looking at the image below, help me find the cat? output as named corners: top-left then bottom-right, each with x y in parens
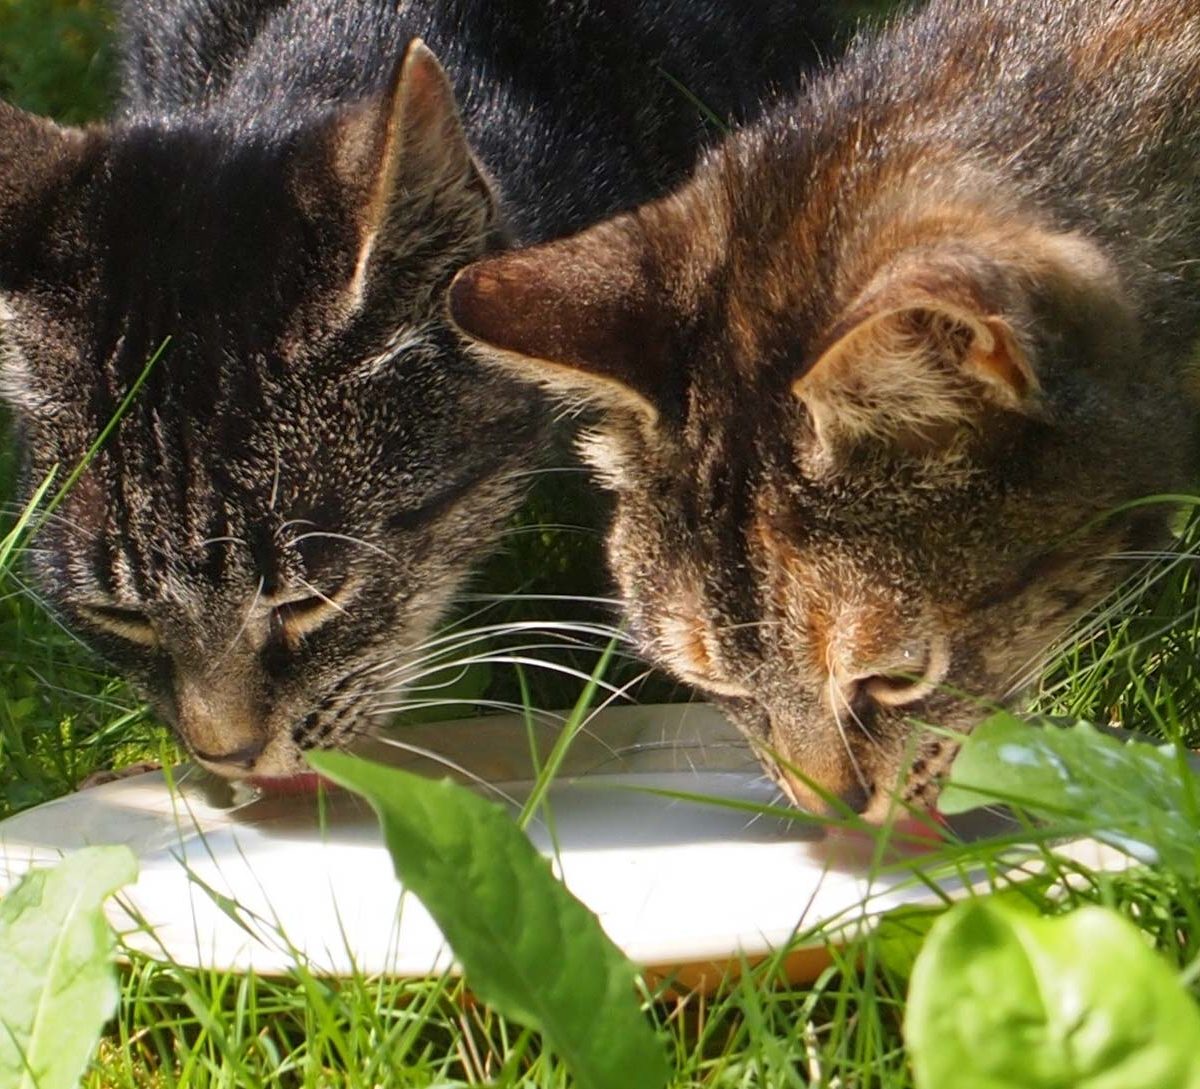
top-left (0, 0), bottom-right (845, 783)
top-left (450, 0), bottom-right (1200, 820)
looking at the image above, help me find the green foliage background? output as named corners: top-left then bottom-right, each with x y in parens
top-left (0, 0), bottom-right (112, 121)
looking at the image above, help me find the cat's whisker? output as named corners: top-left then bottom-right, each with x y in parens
top-left (1052, 566), bottom-right (1192, 674)
top-left (371, 639), bottom-right (646, 698)
top-left (1034, 603), bottom-right (1200, 702)
top-left (454, 592), bottom-right (623, 609)
top-left (366, 736), bottom-right (525, 809)
top-left (1, 571), bottom-right (96, 654)
top-left (829, 672), bottom-right (882, 750)
top-left (268, 446), bottom-right (282, 513)
top-left (710, 618), bottom-right (782, 636)
top-left (273, 519), bottom-right (316, 542)
top-left (297, 577), bottom-right (348, 614)
top-left (499, 466), bottom-right (589, 481)
top-left (372, 697), bottom-right (565, 720)
top-left (494, 523), bottom-right (600, 541)
top-left (1, 505), bottom-right (99, 542)
top-left (420, 654), bottom-right (639, 701)
top-left (216, 575), bottom-right (265, 664)
top-left (827, 672), bottom-right (874, 798)
top-left (740, 808), bottom-right (769, 832)
top-left (998, 552), bottom-right (1184, 697)
top-left (282, 531), bottom-right (396, 563)
top-left (21, 666), bottom-right (139, 714)
top-left (570, 667), bottom-right (656, 757)
top-left (1102, 549), bottom-right (1197, 562)
top-left (387, 660), bottom-right (478, 696)
top-left (365, 619), bottom-right (632, 684)
top-left (1011, 602), bottom-right (1174, 701)
top-left (439, 580), bottom-right (618, 638)
top-left (196, 534), bottom-right (250, 552)
top-left (409, 593), bottom-right (546, 648)
top-left (365, 624), bottom-right (611, 684)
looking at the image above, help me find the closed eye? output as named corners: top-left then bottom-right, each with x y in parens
top-left (659, 614), bottom-right (754, 699)
top-left (269, 577), bottom-right (359, 646)
top-left (685, 673), bottom-right (755, 700)
top-left (79, 604), bottom-right (158, 648)
top-left (389, 470), bottom-right (491, 532)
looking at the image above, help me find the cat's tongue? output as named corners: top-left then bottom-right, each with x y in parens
top-left (247, 772), bottom-right (326, 796)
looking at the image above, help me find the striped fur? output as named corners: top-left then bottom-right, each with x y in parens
top-left (452, 0), bottom-right (1200, 817)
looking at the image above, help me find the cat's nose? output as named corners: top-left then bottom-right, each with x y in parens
top-left (174, 674), bottom-right (268, 773)
top-left (832, 779), bottom-right (872, 815)
top-left (192, 738), bottom-right (267, 770)
top-left (780, 767), bottom-right (874, 816)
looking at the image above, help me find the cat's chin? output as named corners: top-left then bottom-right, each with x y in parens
top-left (246, 772), bottom-right (326, 796)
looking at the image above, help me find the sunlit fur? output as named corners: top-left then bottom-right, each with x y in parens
top-left (452, 0), bottom-right (1200, 818)
top-left (0, 0), bottom-right (843, 778)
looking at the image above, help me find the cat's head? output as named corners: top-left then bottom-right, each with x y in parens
top-left (449, 145), bottom-right (1191, 819)
top-left (0, 42), bottom-right (543, 781)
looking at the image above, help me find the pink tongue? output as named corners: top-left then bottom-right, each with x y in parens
top-left (247, 772), bottom-right (325, 796)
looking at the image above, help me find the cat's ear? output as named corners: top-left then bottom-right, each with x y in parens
top-left (331, 39), bottom-right (501, 307)
top-left (448, 215), bottom-right (680, 422)
top-left (793, 251), bottom-right (1043, 452)
top-left (0, 102), bottom-right (88, 287)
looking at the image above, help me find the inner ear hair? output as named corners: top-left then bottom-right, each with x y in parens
top-left (794, 295), bottom-right (1037, 452)
top-left (793, 228), bottom-right (1125, 451)
top-left (334, 40), bottom-right (501, 310)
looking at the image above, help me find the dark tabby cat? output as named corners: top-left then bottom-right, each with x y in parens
top-left (451, 0), bottom-right (1200, 819)
top-left (0, 0), bottom-right (843, 782)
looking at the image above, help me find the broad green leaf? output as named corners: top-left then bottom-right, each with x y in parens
top-left (939, 712), bottom-right (1200, 873)
top-left (907, 899), bottom-right (1200, 1089)
top-left (309, 752), bottom-right (668, 1089)
top-left (0, 846), bottom-right (138, 1089)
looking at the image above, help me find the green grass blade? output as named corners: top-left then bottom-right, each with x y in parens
top-left (37, 337), bottom-right (170, 528)
top-left (0, 469), bottom-right (57, 574)
top-left (517, 634), bottom-right (619, 830)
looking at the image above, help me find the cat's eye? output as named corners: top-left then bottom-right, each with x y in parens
top-left (79, 604), bottom-right (159, 648)
top-left (268, 578), bottom-right (358, 646)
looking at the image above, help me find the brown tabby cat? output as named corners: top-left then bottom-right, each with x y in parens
top-left (450, 0), bottom-right (1200, 819)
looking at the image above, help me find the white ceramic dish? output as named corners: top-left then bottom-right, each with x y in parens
top-left (0, 703), bottom-right (1132, 985)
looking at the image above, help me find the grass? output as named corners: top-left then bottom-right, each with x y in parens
top-left (3, 3), bottom-right (1200, 1087)
top-left (6, 466), bottom-right (1200, 1088)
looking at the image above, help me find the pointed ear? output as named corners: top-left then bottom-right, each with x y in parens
top-left (331, 40), bottom-right (501, 308)
top-left (0, 101), bottom-right (88, 288)
top-left (448, 215), bottom-right (681, 422)
top-left (793, 252), bottom-right (1041, 452)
